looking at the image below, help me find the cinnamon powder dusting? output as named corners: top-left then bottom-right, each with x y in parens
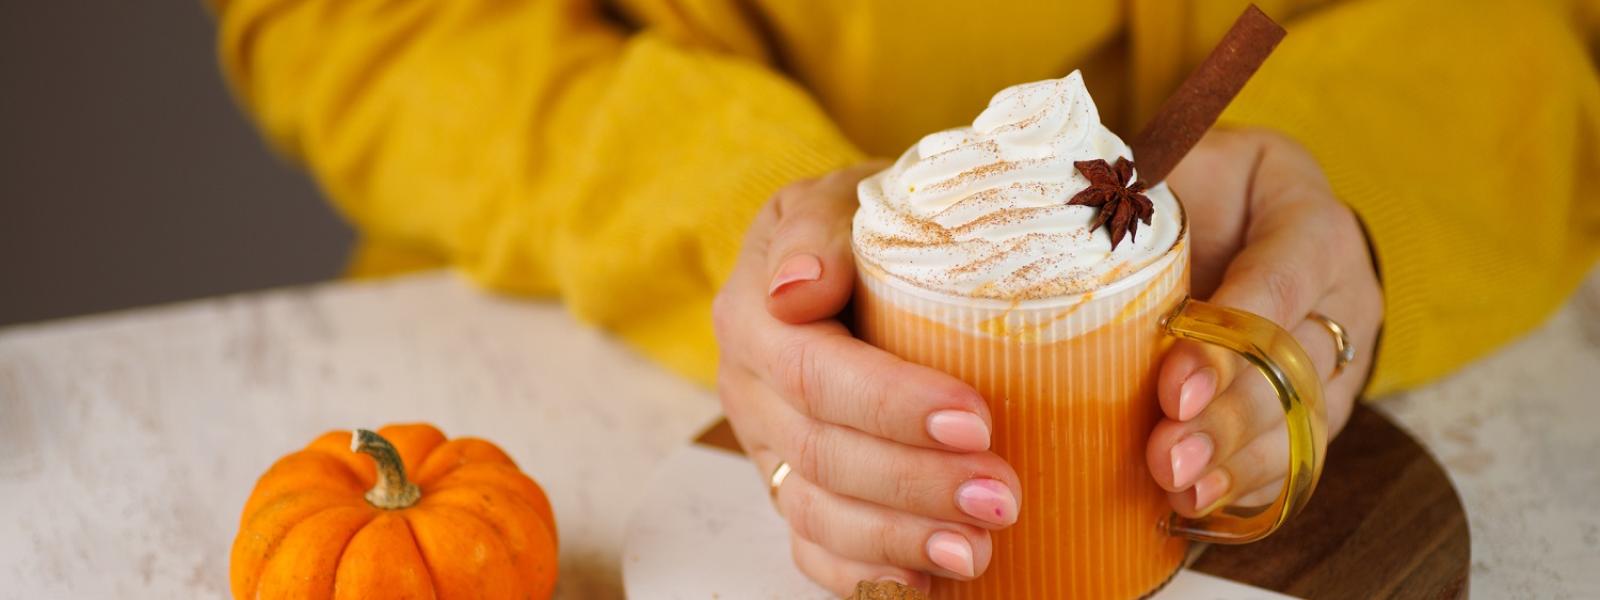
top-left (925, 159), bottom-right (1023, 192)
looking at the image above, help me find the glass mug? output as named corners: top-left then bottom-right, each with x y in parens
top-left (852, 202), bottom-right (1327, 598)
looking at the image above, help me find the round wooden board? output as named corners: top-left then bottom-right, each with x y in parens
top-left (1188, 404), bottom-right (1470, 598)
top-left (694, 404), bottom-right (1470, 598)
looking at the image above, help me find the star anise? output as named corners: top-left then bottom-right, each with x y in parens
top-left (1068, 157), bottom-right (1154, 251)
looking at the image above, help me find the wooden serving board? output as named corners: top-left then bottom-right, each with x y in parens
top-left (693, 404), bottom-right (1469, 599)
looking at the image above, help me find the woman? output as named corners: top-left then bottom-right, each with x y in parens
top-left (211, 0), bottom-right (1600, 593)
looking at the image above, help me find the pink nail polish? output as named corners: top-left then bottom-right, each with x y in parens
top-left (1169, 432), bottom-right (1213, 489)
top-left (955, 478), bottom-right (1018, 526)
top-left (1192, 469), bottom-right (1230, 513)
top-left (768, 254), bottom-right (823, 296)
top-left (1178, 367), bottom-right (1217, 421)
top-left (927, 410), bottom-right (991, 451)
top-left (927, 531), bottom-right (976, 578)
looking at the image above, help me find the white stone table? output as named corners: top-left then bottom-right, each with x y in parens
top-left (2, 270), bottom-right (1596, 598)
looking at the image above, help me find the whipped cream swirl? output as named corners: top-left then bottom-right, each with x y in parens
top-left (853, 71), bottom-right (1181, 300)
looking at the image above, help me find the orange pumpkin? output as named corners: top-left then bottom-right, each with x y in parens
top-left (230, 424), bottom-right (558, 599)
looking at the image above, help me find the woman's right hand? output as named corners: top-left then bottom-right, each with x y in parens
top-left (712, 162), bottom-right (1022, 595)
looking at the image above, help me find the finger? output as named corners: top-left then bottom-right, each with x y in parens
top-left (1298, 283), bottom-right (1380, 437)
top-left (719, 235), bottom-right (994, 453)
top-left (1156, 340), bottom-right (1237, 422)
top-left (1168, 425), bottom-right (1289, 518)
top-left (765, 326), bottom-right (993, 451)
top-left (752, 436), bottom-right (923, 597)
top-left (756, 426), bottom-right (995, 579)
top-left (1317, 281), bottom-right (1383, 423)
top-left (1150, 311), bottom-right (1350, 495)
top-left (1234, 476), bottom-right (1287, 508)
top-left (755, 385), bottom-right (1022, 528)
top-left (791, 534), bottom-right (930, 597)
top-left (1147, 370), bottom-right (1281, 493)
top-left (778, 470), bottom-right (992, 579)
top-left (766, 161), bottom-right (891, 324)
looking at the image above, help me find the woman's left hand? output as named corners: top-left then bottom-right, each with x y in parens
top-left (1148, 128), bottom-right (1383, 514)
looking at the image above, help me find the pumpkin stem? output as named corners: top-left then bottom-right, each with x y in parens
top-left (351, 429), bottom-right (422, 509)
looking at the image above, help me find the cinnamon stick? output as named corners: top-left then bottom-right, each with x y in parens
top-left (1130, 5), bottom-right (1286, 185)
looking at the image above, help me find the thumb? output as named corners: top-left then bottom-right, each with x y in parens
top-left (765, 161), bottom-right (889, 324)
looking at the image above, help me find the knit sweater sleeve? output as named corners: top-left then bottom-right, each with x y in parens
top-left (209, 0), bottom-right (864, 383)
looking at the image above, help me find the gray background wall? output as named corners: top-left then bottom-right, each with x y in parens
top-left (0, 1), bottom-right (353, 326)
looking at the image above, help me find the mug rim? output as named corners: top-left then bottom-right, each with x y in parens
top-left (854, 189), bottom-right (1189, 311)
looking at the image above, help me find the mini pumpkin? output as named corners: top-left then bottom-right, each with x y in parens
top-left (230, 424), bottom-right (558, 600)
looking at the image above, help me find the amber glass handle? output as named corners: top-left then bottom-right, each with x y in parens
top-left (1161, 298), bottom-right (1328, 544)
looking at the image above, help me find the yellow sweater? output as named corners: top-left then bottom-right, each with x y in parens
top-left (210, 0), bottom-right (1600, 397)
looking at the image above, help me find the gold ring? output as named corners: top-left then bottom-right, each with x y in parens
top-left (768, 461), bottom-right (792, 501)
top-left (1307, 312), bottom-right (1355, 377)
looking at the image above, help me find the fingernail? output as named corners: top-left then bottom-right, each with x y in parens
top-left (1192, 469), bottom-right (1231, 514)
top-left (927, 410), bottom-right (990, 451)
top-left (768, 254), bottom-right (822, 296)
top-left (1169, 432), bottom-right (1213, 489)
top-left (1178, 367), bottom-right (1217, 421)
top-left (955, 478), bottom-right (1018, 526)
top-left (877, 575), bottom-right (910, 586)
top-left (926, 531), bottom-right (976, 578)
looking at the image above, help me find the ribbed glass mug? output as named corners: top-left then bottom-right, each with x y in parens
top-left (852, 203), bottom-right (1327, 599)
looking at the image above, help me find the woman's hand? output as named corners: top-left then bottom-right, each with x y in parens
top-left (714, 128), bottom-right (1381, 592)
top-left (713, 162), bottom-right (1022, 595)
top-left (1149, 128), bottom-right (1383, 515)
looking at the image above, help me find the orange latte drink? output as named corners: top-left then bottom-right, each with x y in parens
top-left (852, 73), bottom-right (1326, 599)
top-left (856, 238), bottom-right (1190, 598)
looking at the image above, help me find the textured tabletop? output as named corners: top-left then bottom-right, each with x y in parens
top-left (2, 270), bottom-right (1596, 598)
